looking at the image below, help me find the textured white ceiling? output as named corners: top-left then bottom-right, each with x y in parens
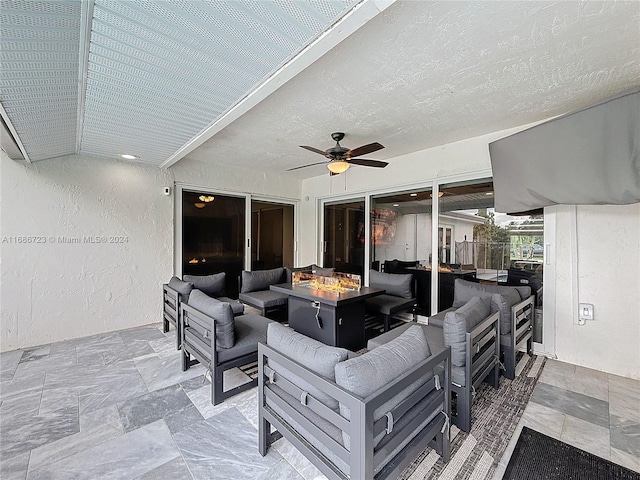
top-left (185, 0), bottom-right (640, 178)
top-left (1, 1), bottom-right (639, 176)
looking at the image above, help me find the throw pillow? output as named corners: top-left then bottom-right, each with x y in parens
top-left (443, 296), bottom-right (491, 367)
top-left (187, 289), bottom-right (234, 349)
top-left (267, 323), bottom-right (349, 410)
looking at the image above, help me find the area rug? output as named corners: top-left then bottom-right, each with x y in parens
top-left (399, 353), bottom-right (545, 480)
top-left (503, 426), bottom-right (640, 480)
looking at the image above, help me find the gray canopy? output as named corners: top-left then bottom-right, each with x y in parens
top-left (489, 89), bottom-right (640, 214)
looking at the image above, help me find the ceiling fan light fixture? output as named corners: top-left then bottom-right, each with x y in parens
top-left (198, 195), bottom-right (215, 202)
top-left (327, 160), bottom-right (350, 174)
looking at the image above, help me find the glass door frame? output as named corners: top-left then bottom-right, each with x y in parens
top-left (318, 194), bottom-right (367, 278)
top-left (175, 183), bottom-right (298, 277)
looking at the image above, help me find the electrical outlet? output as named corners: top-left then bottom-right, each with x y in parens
top-left (578, 303), bottom-right (594, 323)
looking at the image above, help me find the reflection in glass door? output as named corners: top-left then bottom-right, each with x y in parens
top-left (370, 189), bottom-right (433, 315)
top-left (251, 201), bottom-right (294, 270)
top-left (323, 200), bottom-right (365, 276)
top-left (182, 190), bottom-right (245, 297)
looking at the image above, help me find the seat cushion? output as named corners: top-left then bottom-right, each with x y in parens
top-left (240, 268), bottom-right (285, 293)
top-left (217, 314), bottom-right (272, 363)
top-left (184, 273), bottom-right (225, 297)
top-left (267, 323), bottom-right (349, 410)
top-left (365, 294), bottom-right (415, 316)
top-left (168, 276), bottom-right (193, 302)
top-left (427, 307), bottom-right (455, 328)
top-left (335, 325), bottom-right (432, 449)
top-left (239, 290), bottom-right (288, 309)
top-left (216, 296), bottom-right (245, 316)
top-left (188, 289), bottom-right (235, 349)
top-left (367, 323), bottom-right (465, 387)
top-left (369, 269), bottom-right (413, 299)
top-left (443, 296), bottom-right (491, 367)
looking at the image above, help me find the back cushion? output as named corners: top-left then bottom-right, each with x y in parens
top-left (241, 267), bottom-right (285, 293)
top-left (312, 265), bottom-right (335, 277)
top-left (334, 325), bottom-right (431, 449)
top-left (267, 323), bottom-right (349, 410)
top-left (369, 269), bottom-right (413, 299)
top-left (184, 273), bottom-right (225, 297)
top-left (443, 296), bottom-right (491, 367)
top-left (285, 265), bottom-right (313, 283)
top-left (168, 276), bottom-right (193, 302)
top-left (187, 290), bottom-right (234, 348)
top-left (453, 279), bottom-right (524, 334)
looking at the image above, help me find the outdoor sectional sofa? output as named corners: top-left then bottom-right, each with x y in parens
top-left (429, 279), bottom-right (533, 380)
top-left (181, 289), bottom-right (274, 405)
top-left (258, 323), bottom-right (451, 480)
top-left (163, 273), bottom-right (244, 349)
top-left (368, 296), bottom-right (500, 432)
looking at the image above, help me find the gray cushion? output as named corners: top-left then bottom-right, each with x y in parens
top-left (452, 279), bottom-right (523, 334)
top-left (184, 273), bottom-right (225, 297)
top-left (187, 289), bottom-right (235, 349)
top-left (168, 276), bottom-right (193, 302)
top-left (217, 314), bottom-right (272, 363)
top-left (443, 296), bottom-right (491, 367)
top-left (312, 266), bottom-right (335, 277)
top-left (241, 268), bottom-right (285, 293)
top-left (239, 290), bottom-right (288, 309)
top-left (427, 307), bottom-right (455, 328)
top-left (216, 296), bottom-right (245, 316)
top-left (365, 294), bottom-right (415, 316)
top-left (367, 323), bottom-right (465, 387)
top-left (285, 265), bottom-right (313, 283)
top-left (369, 269), bottom-right (413, 299)
top-left (267, 323), bottom-right (349, 410)
top-left (335, 325), bottom-right (431, 449)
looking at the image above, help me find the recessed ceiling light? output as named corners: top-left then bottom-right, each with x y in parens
top-left (120, 154), bottom-right (138, 160)
top-left (392, 203), bottom-right (399, 207)
top-left (485, 192), bottom-right (494, 196)
top-left (410, 193), bottom-right (418, 197)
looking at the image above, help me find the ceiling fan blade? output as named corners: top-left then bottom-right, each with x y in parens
top-left (346, 158), bottom-right (388, 168)
top-left (346, 142), bottom-right (384, 158)
top-left (300, 145), bottom-right (327, 156)
top-left (287, 161), bottom-right (328, 171)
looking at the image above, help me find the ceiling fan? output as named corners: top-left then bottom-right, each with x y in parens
top-left (288, 132), bottom-right (388, 175)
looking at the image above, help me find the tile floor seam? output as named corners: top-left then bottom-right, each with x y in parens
top-left (165, 418), bottom-right (197, 480)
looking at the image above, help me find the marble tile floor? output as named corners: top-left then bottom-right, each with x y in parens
top-left (1, 323), bottom-right (638, 480)
top-left (493, 358), bottom-right (640, 478)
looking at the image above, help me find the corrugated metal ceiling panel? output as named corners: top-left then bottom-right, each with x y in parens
top-left (0, 0), bottom-right (360, 164)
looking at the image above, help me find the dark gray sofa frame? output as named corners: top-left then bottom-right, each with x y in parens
top-left (162, 284), bottom-right (181, 349)
top-left (454, 311), bottom-right (500, 432)
top-left (368, 310), bottom-right (500, 433)
top-left (258, 343), bottom-right (451, 480)
top-left (181, 303), bottom-right (262, 405)
top-left (503, 295), bottom-right (535, 379)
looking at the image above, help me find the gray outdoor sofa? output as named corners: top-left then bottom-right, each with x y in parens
top-left (368, 296), bottom-right (500, 432)
top-left (238, 267), bottom-right (289, 319)
top-left (163, 273), bottom-right (244, 349)
top-left (181, 289), bottom-right (273, 405)
top-left (258, 323), bottom-right (451, 480)
top-left (429, 279), bottom-right (533, 380)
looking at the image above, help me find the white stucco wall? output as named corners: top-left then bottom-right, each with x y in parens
top-left (551, 204), bottom-right (640, 379)
top-left (0, 152), bottom-right (299, 351)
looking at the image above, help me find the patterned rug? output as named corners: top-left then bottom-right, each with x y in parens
top-left (399, 353), bottom-right (546, 480)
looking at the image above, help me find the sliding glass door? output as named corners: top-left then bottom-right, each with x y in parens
top-left (181, 190), bottom-right (245, 297)
top-left (251, 200), bottom-right (294, 270)
top-left (323, 200), bottom-right (365, 276)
